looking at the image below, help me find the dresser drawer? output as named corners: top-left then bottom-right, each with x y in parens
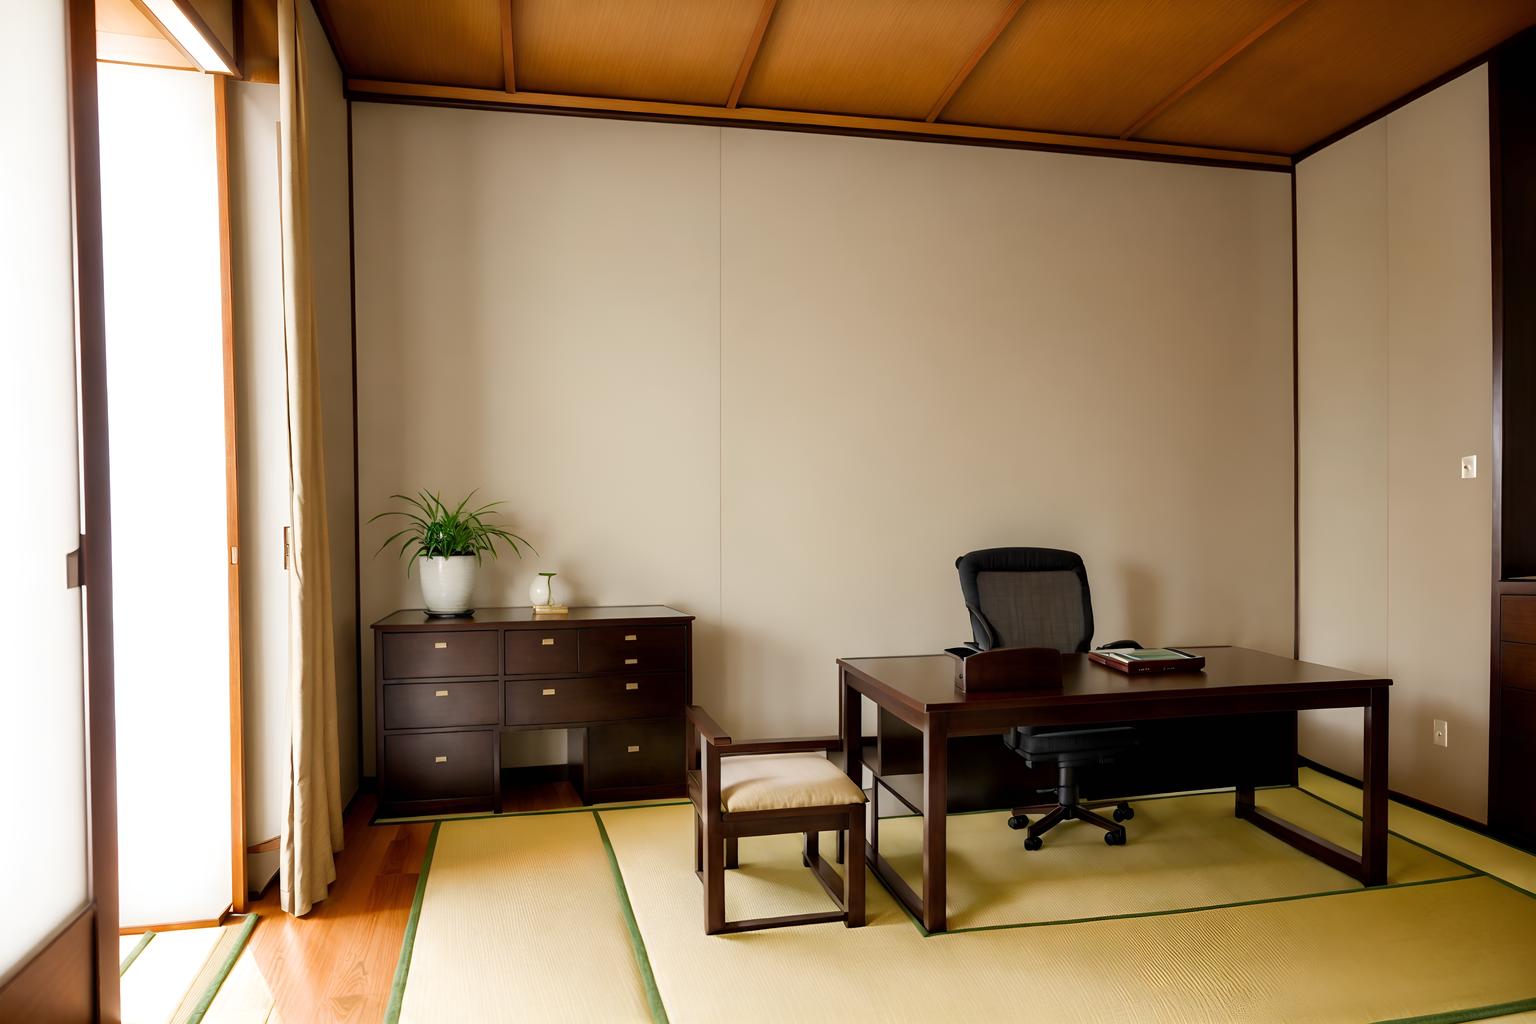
top-left (586, 718), bottom-right (684, 790)
top-left (578, 625), bottom-right (687, 674)
top-left (505, 629), bottom-right (578, 675)
top-left (506, 674), bottom-right (684, 726)
top-left (381, 630), bottom-right (498, 679)
top-left (1502, 642), bottom-right (1536, 693)
top-left (1501, 596), bottom-right (1536, 645)
top-left (383, 680), bottom-right (500, 730)
top-left (382, 730), bottom-right (496, 802)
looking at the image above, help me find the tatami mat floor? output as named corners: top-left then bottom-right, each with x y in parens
top-left (118, 915), bottom-right (261, 1024)
top-left (387, 769), bottom-right (1536, 1024)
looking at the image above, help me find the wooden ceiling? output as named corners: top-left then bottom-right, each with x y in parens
top-left (317, 0), bottom-right (1535, 167)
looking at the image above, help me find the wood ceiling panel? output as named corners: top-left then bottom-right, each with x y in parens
top-left (1136, 0), bottom-right (1536, 153)
top-left (738, 0), bottom-right (1017, 120)
top-left (513, 0), bottom-right (765, 105)
top-left (324, 0), bottom-right (502, 89)
top-left (941, 0), bottom-right (1295, 138)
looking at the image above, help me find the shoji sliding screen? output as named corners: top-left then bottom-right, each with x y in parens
top-left (98, 62), bottom-right (235, 928)
top-left (0, 0), bottom-right (91, 984)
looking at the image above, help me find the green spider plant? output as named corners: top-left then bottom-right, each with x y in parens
top-left (371, 490), bottom-right (536, 574)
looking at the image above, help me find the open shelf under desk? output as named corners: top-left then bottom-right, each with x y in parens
top-left (872, 773), bottom-right (926, 817)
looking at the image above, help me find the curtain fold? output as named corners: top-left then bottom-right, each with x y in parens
top-left (277, 0), bottom-right (344, 918)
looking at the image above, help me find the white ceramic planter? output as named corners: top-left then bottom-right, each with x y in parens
top-left (419, 554), bottom-right (476, 615)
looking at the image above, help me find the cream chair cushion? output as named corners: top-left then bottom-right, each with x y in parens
top-left (717, 753), bottom-right (867, 813)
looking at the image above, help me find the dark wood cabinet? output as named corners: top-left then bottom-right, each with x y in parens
top-left (1492, 33), bottom-right (1536, 849)
top-left (372, 605), bottom-right (693, 817)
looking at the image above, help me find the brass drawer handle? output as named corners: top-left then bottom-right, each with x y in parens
top-left (541, 637), bottom-right (555, 646)
top-left (627, 745), bottom-right (640, 753)
top-left (542, 688), bottom-right (557, 696)
top-left (624, 658), bottom-right (639, 666)
top-left (434, 689), bottom-right (449, 697)
top-left (433, 641), bottom-right (448, 649)
top-left (625, 682), bottom-right (639, 691)
top-left (624, 634), bottom-right (637, 641)
top-left (434, 755), bottom-right (448, 763)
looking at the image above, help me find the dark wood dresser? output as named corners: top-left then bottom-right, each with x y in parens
top-left (371, 605), bottom-right (693, 817)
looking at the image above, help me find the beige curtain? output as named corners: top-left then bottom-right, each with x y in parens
top-left (277, 0), bottom-right (344, 918)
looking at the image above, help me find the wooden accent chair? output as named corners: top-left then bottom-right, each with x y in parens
top-left (685, 705), bottom-right (867, 935)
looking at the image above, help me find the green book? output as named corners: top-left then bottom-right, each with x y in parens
top-left (1109, 648), bottom-right (1193, 661)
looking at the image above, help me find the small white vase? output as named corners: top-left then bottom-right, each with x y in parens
top-left (419, 555), bottom-right (476, 615)
top-left (529, 571), bottom-right (557, 608)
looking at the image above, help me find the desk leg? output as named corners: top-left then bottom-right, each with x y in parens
top-left (839, 670), bottom-right (859, 869)
top-left (922, 720), bottom-right (948, 933)
top-left (840, 669), bottom-right (859, 785)
top-left (1235, 747), bottom-right (1255, 819)
top-left (1362, 688), bottom-right (1389, 886)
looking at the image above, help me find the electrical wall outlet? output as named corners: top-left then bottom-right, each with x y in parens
top-left (1433, 719), bottom-right (1449, 747)
top-left (1462, 455), bottom-right (1477, 479)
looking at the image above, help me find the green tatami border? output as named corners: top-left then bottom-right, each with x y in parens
top-left (1373, 996), bottom-right (1536, 1024)
top-left (594, 811), bottom-right (669, 1024)
top-left (119, 930), bottom-right (154, 976)
top-left (185, 913), bottom-right (259, 1024)
top-left (385, 820), bottom-right (440, 1024)
top-left (373, 799), bottom-right (690, 827)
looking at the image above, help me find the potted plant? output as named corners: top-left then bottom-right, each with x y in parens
top-left (371, 491), bottom-right (535, 616)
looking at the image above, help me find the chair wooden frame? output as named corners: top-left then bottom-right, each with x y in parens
top-left (685, 705), bottom-right (866, 935)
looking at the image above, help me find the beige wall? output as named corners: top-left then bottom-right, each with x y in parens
top-left (1297, 67), bottom-right (1493, 820)
top-left (352, 104), bottom-right (1295, 771)
top-left (1296, 121), bottom-right (1390, 779)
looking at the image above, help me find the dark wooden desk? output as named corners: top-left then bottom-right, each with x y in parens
top-left (836, 645), bottom-right (1390, 933)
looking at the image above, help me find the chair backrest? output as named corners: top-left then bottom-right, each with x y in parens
top-left (955, 548), bottom-right (1094, 653)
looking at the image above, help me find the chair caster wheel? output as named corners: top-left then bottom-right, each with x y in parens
top-left (1007, 815), bottom-right (1029, 830)
top-left (1105, 829), bottom-right (1127, 846)
top-left (1113, 804), bottom-right (1134, 822)
top-left (1023, 836), bottom-right (1043, 851)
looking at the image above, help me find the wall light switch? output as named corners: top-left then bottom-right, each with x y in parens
top-left (1433, 719), bottom-right (1449, 747)
top-left (1461, 455), bottom-right (1477, 479)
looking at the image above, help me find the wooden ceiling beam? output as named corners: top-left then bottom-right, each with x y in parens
top-left (1119, 0), bottom-right (1311, 140)
top-left (727, 0), bottom-right (779, 109)
top-left (925, 0), bottom-right (1028, 123)
top-left (500, 0), bottom-right (516, 92)
top-left (347, 77), bottom-right (1292, 170)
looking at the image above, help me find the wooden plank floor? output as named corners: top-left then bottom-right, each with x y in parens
top-left (244, 781), bottom-right (582, 1023)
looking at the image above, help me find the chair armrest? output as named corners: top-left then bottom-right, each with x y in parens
top-left (944, 643), bottom-right (983, 659)
top-left (686, 705), bottom-right (733, 747)
top-left (717, 735), bottom-right (843, 757)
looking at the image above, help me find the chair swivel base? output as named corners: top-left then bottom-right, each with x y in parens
top-left (1008, 801), bottom-right (1132, 848)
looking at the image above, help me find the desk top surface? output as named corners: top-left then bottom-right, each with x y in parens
top-left (838, 646), bottom-right (1388, 715)
top-left (372, 605), bottom-right (692, 629)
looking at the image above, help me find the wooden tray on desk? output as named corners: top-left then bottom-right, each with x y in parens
top-left (950, 647), bottom-right (1063, 692)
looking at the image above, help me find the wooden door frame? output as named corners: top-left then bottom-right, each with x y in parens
top-left (0, 0), bottom-right (120, 1019)
top-left (214, 72), bottom-right (249, 915)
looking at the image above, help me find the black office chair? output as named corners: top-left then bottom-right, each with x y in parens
top-left (955, 547), bottom-right (1138, 849)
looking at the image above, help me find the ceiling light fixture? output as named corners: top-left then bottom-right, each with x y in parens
top-left (137, 0), bottom-right (232, 75)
